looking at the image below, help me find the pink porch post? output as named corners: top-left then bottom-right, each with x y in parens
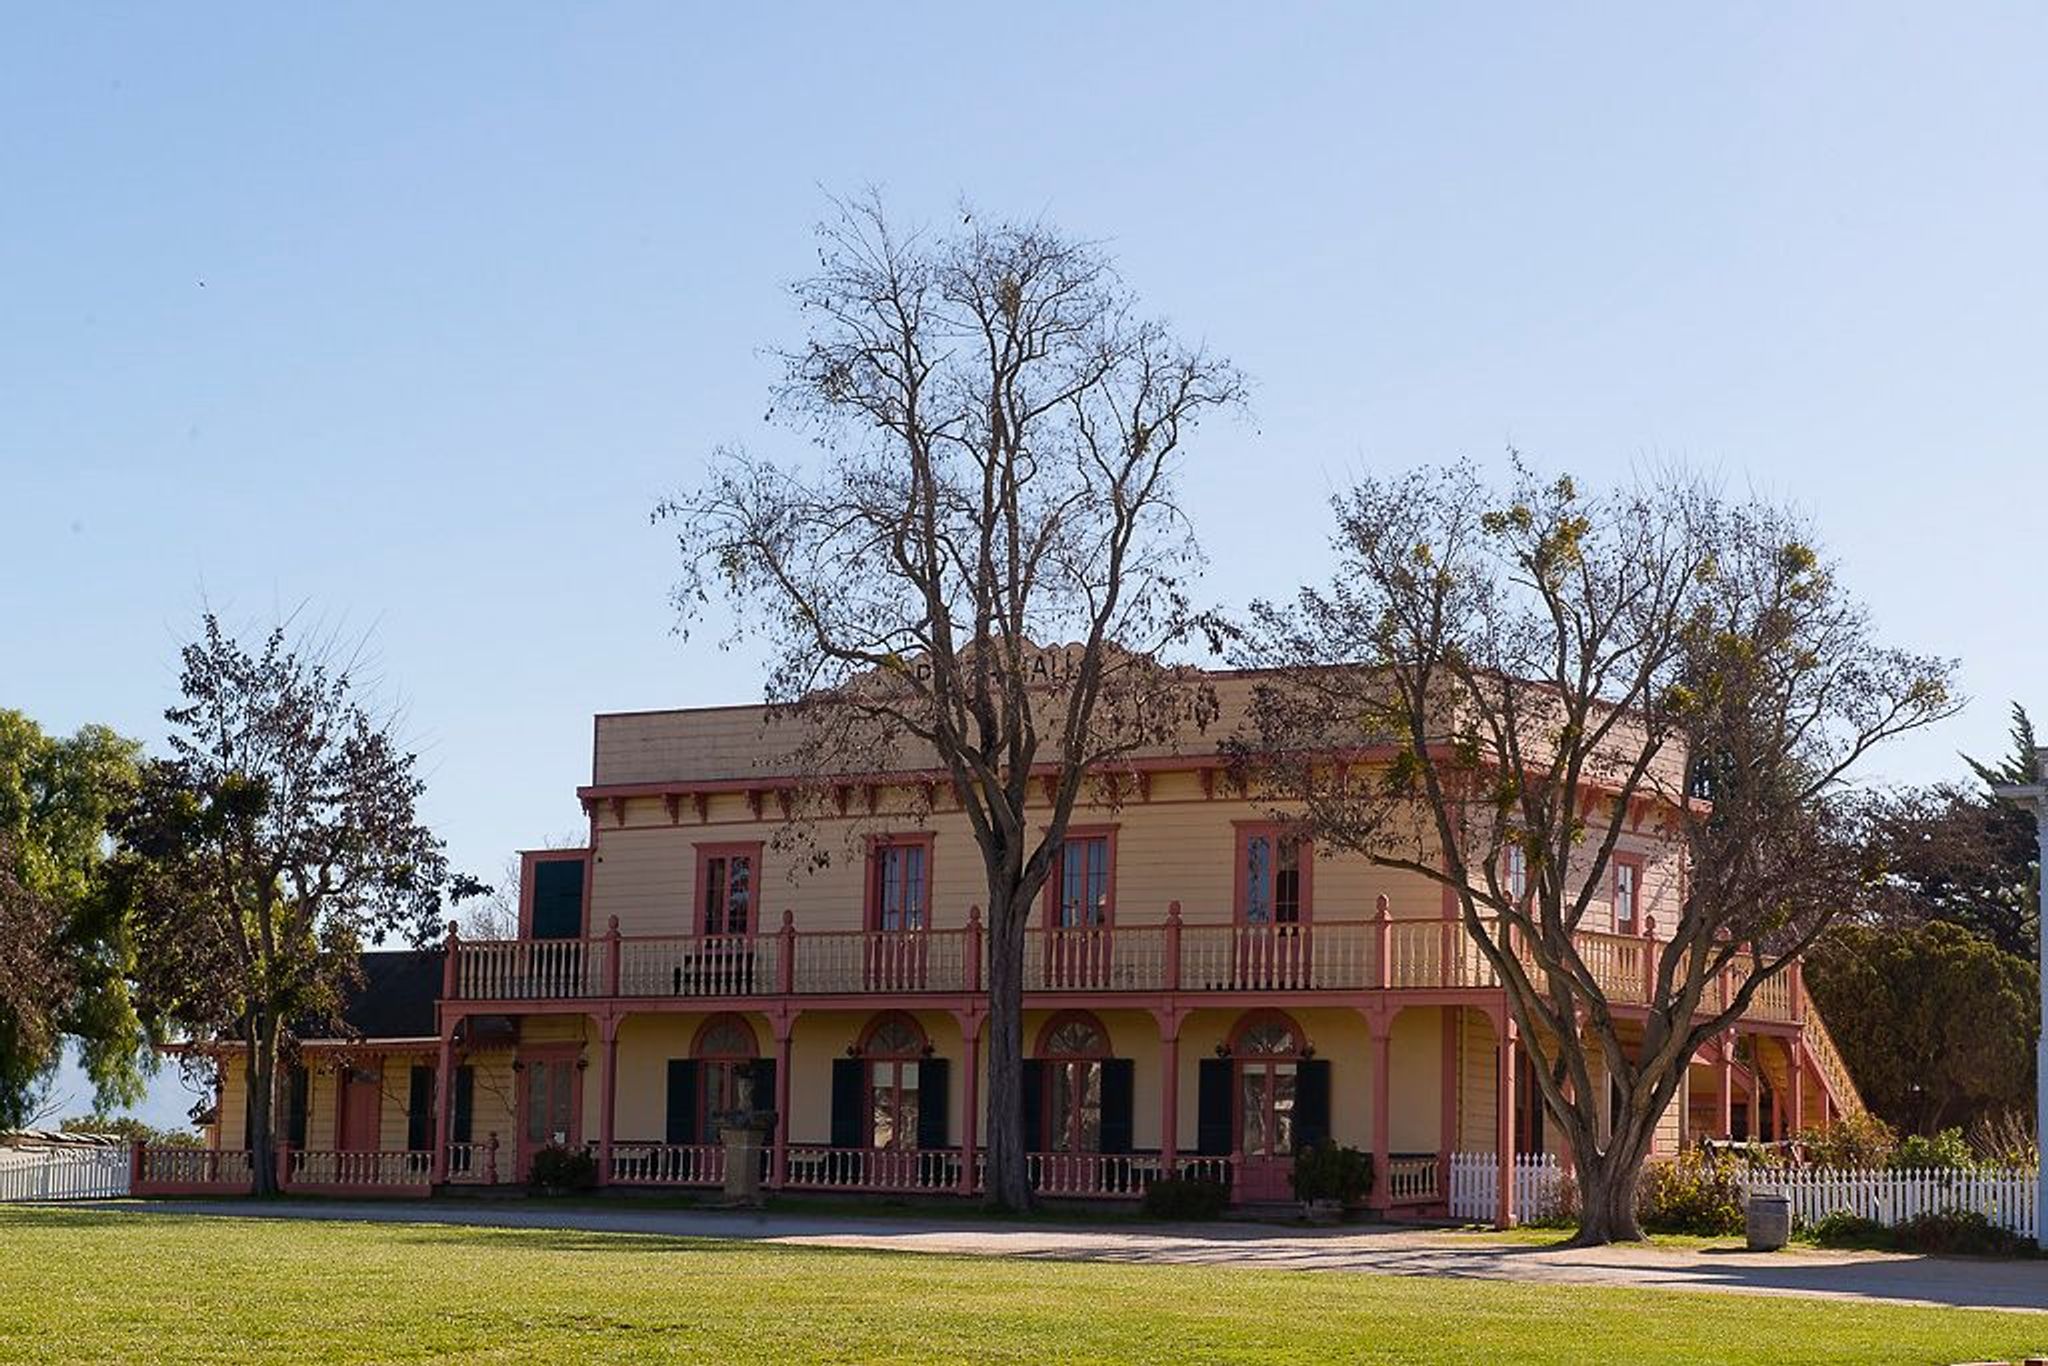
top-left (429, 1026), bottom-right (457, 1184)
top-left (1157, 1016), bottom-right (1181, 1171)
top-left (771, 1017), bottom-right (794, 1188)
top-left (596, 1015), bottom-right (620, 1186)
top-left (1438, 1010), bottom-right (1458, 1198)
top-left (1367, 1009), bottom-right (1392, 1210)
top-left (1495, 1018), bottom-right (1517, 1228)
top-left (957, 1018), bottom-right (982, 1195)
top-left (1790, 1040), bottom-right (1806, 1135)
top-left (1718, 1032), bottom-right (1736, 1138)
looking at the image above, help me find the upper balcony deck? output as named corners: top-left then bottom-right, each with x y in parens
top-left (442, 908), bottom-right (1803, 1026)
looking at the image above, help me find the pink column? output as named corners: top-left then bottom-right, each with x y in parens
top-left (430, 1027), bottom-right (457, 1184)
top-left (1158, 1018), bottom-right (1181, 1171)
top-left (1495, 1019), bottom-right (1517, 1228)
top-left (957, 1016), bottom-right (982, 1195)
top-left (1368, 1009), bottom-right (1393, 1211)
top-left (1718, 1032), bottom-right (1736, 1138)
top-left (772, 1016), bottom-right (794, 1188)
top-left (1790, 1040), bottom-right (1806, 1136)
top-left (596, 1015), bottom-right (620, 1186)
top-left (1438, 1010), bottom-right (1458, 1197)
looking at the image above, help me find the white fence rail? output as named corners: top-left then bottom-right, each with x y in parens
top-left (1447, 1152), bottom-right (1565, 1222)
top-left (0, 1146), bottom-right (131, 1202)
top-left (1742, 1166), bottom-right (2037, 1240)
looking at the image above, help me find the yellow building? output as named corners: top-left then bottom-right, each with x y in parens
top-left (175, 671), bottom-right (1860, 1218)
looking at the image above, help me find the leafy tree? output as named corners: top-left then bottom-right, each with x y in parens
top-left (1233, 462), bottom-right (1954, 1243)
top-left (1874, 704), bottom-right (2040, 958)
top-left (58, 1113), bottom-right (202, 1148)
top-left (658, 195), bottom-right (1243, 1208)
top-left (1806, 920), bottom-right (2035, 1136)
top-left (109, 617), bottom-right (449, 1194)
top-left (0, 711), bottom-right (143, 1127)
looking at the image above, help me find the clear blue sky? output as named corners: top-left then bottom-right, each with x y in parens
top-left (5, 7), bottom-right (2043, 1121)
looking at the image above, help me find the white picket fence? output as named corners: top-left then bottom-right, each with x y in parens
top-left (1741, 1166), bottom-right (2037, 1240)
top-left (1447, 1152), bottom-right (1566, 1222)
top-left (0, 1146), bottom-right (131, 1202)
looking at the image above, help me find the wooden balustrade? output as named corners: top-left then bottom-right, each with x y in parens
top-left (1380, 1153), bottom-right (1441, 1204)
top-left (133, 1146), bottom-right (254, 1194)
top-left (441, 914), bottom-right (1814, 1035)
top-left (287, 1148), bottom-right (434, 1193)
top-left (607, 1143), bottom-right (726, 1186)
top-left (783, 1145), bottom-right (963, 1192)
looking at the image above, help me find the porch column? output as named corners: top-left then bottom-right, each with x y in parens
top-left (1495, 1016), bottom-right (1517, 1229)
top-left (429, 1020), bottom-right (457, 1185)
top-left (596, 1014), bottom-right (620, 1186)
top-left (1718, 1031), bottom-right (1735, 1138)
top-left (771, 1015), bottom-right (794, 1189)
top-left (1438, 1010), bottom-right (1458, 1195)
top-left (1789, 1039), bottom-right (1806, 1136)
top-left (957, 1014), bottom-right (982, 1195)
top-left (1158, 1013), bottom-right (1182, 1171)
top-left (1368, 1008), bottom-right (1393, 1211)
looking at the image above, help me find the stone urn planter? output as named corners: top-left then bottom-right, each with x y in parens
top-left (716, 1109), bottom-right (777, 1208)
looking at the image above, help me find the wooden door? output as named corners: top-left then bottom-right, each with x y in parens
top-left (337, 1068), bottom-right (382, 1152)
top-left (519, 1057), bottom-right (580, 1177)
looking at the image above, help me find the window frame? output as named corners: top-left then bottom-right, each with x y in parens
top-left (1232, 823), bottom-right (1313, 926)
top-left (1041, 826), bottom-right (1118, 928)
top-left (693, 842), bottom-right (764, 939)
top-left (858, 1011), bottom-right (930, 1151)
top-left (1035, 1010), bottom-right (1112, 1154)
top-left (1611, 852), bottom-right (1644, 933)
top-left (865, 833), bottom-right (936, 932)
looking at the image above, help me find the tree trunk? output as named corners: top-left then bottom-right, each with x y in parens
top-left (1568, 1149), bottom-right (1645, 1245)
top-left (982, 895), bottom-right (1030, 1211)
top-left (246, 1015), bottom-right (280, 1198)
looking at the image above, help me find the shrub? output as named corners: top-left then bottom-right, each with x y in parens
top-left (1290, 1142), bottom-right (1374, 1205)
top-left (1968, 1108), bottom-right (2038, 1168)
top-left (1638, 1147), bottom-right (1745, 1236)
top-left (1807, 1208), bottom-right (2031, 1257)
top-left (1893, 1129), bottom-right (1974, 1172)
top-left (1795, 1112), bottom-right (1896, 1169)
top-left (1806, 1210), bottom-right (1889, 1249)
top-left (529, 1143), bottom-right (598, 1192)
top-left (1141, 1176), bottom-right (1229, 1220)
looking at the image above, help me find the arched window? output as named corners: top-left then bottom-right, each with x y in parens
top-left (693, 1014), bottom-right (760, 1134)
top-left (1230, 1011), bottom-right (1305, 1159)
top-left (860, 1012), bottom-right (928, 1150)
top-left (1036, 1012), bottom-right (1110, 1153)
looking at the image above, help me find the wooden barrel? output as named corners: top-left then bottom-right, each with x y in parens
top-left (1746, 1192), bottom-right (1792, 1250)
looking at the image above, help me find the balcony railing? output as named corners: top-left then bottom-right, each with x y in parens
top-left (444, 914), bottom-right (1805, 1027)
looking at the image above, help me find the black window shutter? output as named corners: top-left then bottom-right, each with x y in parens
top-left (531, 858), bottom-right (585, 940)
top-left (750, 1058), bottom-right (776, 1129)
top-left (407, 1066), bottom-right (434, 1151)
top-left (1294, 1059), bottom-right (1331, 1150)
top-left (285, 1066), bottom-right (309, 1148)
top-left (830, 1058), bottom-right (864, 1149)
top-left (1021, 1060), bottom-right (1044, 1152)
top-left (916, 1059), bottom-right (949, 1151)
top-left (665, 1060), bottom-right (699, 1145)
top-left (452, 1066), bottom-right (475, 1145)
top-left (1196, 1059), bottom-right (1233, 1156)
top-left (1099, 1059), bottom-right (1135, 1155)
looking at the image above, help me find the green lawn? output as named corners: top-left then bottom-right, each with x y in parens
top-left (3, 1207), bottom-right (2044, 1365)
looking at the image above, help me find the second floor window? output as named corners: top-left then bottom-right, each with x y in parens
top-left (1502, 844), bottom-right (1527, 903)
top-left (1239, 828), bottom-right (1306, 925)
top-left (1614, 858), bottom-right (1639, 932)
top-left (1051, 833), bottom-right (1112, 927)
top-left (696, 846), bottom-right (757, 936)
top-left (870, 839), bottom-right (930, 932)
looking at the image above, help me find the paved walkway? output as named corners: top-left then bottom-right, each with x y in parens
top-left (73, 1199), bottom-right (2048, 1314)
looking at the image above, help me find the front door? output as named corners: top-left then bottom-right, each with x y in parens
top-left (519, 1056), bottom-right (580, 1177)
top-left (337, 1067), bottom-right (382, 1152)
top-left (1237, 1058), bottom-right (1298, 1201)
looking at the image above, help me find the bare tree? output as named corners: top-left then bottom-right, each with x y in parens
top-left (1232, 462), bottom-right (1956, 1243)
top-left (658, 195), bottom-right (1244, 1208)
